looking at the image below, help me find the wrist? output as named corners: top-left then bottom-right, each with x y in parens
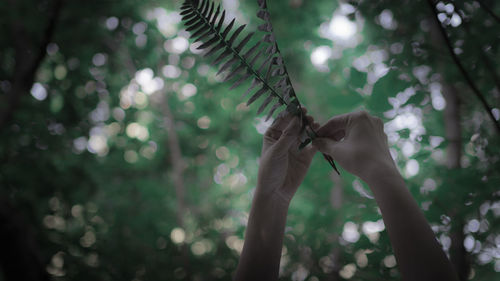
top-left (254, 185), bottom-right (292, 208)
top-left (362, 160), bottom-right (401, 186)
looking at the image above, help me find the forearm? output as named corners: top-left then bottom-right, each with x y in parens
top-left (234, 189), bottom-right (289, 281)
top-left (364, 168), bottom-right (459, 281)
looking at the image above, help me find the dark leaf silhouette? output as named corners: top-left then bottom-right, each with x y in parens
top-left (181, 0), bottom-right (339, 174)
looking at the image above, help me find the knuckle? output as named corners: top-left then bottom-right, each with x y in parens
top-left (372, 117), bottom-right (383, 125)
top-left (356, 110), bottom-right (370, 120)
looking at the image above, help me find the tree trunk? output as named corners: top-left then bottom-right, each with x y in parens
top-left (0, 3), bottom-right (63, 279)
top-left (0, 0), bottom-right (63, 131)
top-left (442, 84), bottom-right (469, 281)
top-left (0, 196), bottom-right (49, 281)
top-left (428, 13), bottom-right (469, 280)
top-left (160, 92), bottom-right (191, 277)
top-left (326, 172), bottom-right (343, 281)
top-left (442, 84), bottom-right (461, 170)
top-left (162, 93), bottom-right (187, 227)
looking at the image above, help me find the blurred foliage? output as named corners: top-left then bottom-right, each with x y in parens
top-left (0, 0), bottom-right (499, 280)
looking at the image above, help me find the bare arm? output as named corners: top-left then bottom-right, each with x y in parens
top-left (313, 111), bottom-right (459, 281)
top-left (234, 110), bottom-right (318, 281)
top-left (233, 190), bottom-right (290, 280)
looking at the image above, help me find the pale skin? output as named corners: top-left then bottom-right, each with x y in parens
top-left (234, 110), bottom-right (459, 281)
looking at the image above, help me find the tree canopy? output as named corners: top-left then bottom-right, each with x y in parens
top-left (0, 0), bottom-right (499, 280)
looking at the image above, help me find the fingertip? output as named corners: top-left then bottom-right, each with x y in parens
top-left (332, 130), bottom-right (346, 141)
top-left (316, 125), bottom-right (327, 137)
top-left (290, 115), bottom-right (302, 128)
top-left (304, 143), bottom-right (318, 156)
top-left (270, 110), bottom-right (293, 130)
top-left (282, 115), bottom-right (301, 137)
top-left (309, 143), bottom-right (318, 152)
top-left (317, 113), bottom-right (350, 136)
top-left (311, 138), bottom-right (326, 148)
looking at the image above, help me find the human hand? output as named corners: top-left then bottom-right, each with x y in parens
top-left (256, 108), bottom-right (319, 203)
top-left (312, 111), bottom-right (397, 182)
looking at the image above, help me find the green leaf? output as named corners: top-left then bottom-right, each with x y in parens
top-left (406, 90), bottom-right (426, 105)
top-left (334, 89), bottom-right (364, 111)
top-left (367, 70), bottom-right (406, 112)
top-left (350, 68), bottom-right (367, 89)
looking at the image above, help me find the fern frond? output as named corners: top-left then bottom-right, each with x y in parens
top-left (181, 0), bottom-right (288, 118)
top-left (181, 0), bottom-right (340, 174)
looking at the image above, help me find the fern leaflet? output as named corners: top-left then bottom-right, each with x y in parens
top-left (180, 0), bottom-right (339, 174)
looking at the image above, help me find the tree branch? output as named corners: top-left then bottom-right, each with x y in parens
top-left (159, 85), bottom-right (191, 280)
top-left (476, 0), bottom-right (500, 24)
top-left (0, 0), bottom-right (64, 131)
top-left (103, 36), bottom-right (137, 78)
top-left (426, 0), bottom-right (500, 134)
top-left (28, 0), bottom-right (63, 83)
top-left (454, 7), bottom-right (500, 105)
top-left (161, 94), bottom-right (187, 227)
top-left (326, 172), bottom-right (343, 281)
top-left (481, 51), bottom-right (500, 98)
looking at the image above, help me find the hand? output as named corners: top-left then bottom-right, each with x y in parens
top-left (257, 108), bottom-right (319, 203)
top-left (312, 111), bottom-right (397, 182)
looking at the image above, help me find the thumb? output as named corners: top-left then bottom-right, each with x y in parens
top-left (276, 116), bottom-right (301, 149)
top-left (312, 137), bottom-right (338, 154)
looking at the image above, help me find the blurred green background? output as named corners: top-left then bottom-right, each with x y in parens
top-left (1, 0), bottom-right (499, 280)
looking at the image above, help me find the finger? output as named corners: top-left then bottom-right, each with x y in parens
top-left (264, 129), bottom-right (281, 142)
top-left (265, 111), bottom-right (294, 139)
top-left (316, 113), bottom-right (352, 137)
top-left (306, 115), bottom-right (314, 125)
top-left (331, 130), bottom-right (346, 141)
top-left (274, 116), bottom-right (302, 149)
top-left (311, 138), bottom-right (333, 153)
top-left (314, 135), bottom-right (353, 160)
top-left (372, 116), bottom-right (384, 130)
top-left (303, 142), bottom-right (318, 158)
top-left (372, 116), bottom-right (383, 125)
top-left (282, 115), bottom-right (302, 137)
top-left (270, 111), bottom-right (294, 130)
top-left (311, 137), bottom-right (347, 157)
top-left (301, 107), bottom-right (308, 115)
